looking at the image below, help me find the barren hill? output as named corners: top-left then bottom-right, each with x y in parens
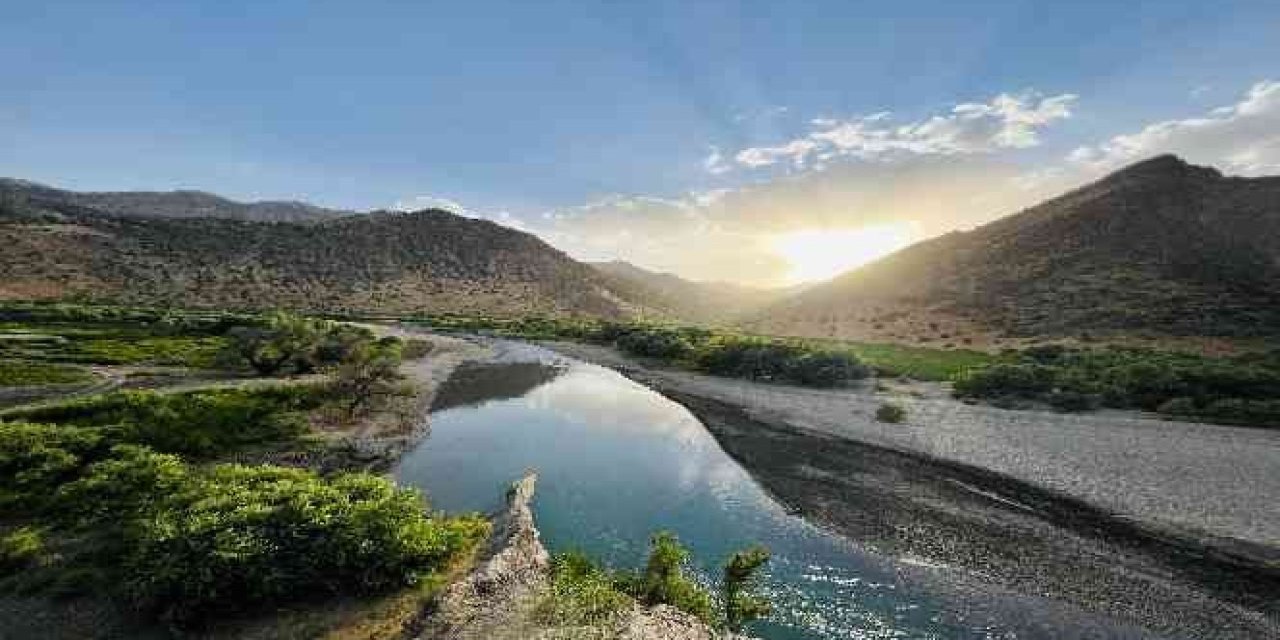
top-left (751, 156), bottom-right (1280, 346)
top-left (0, 182), bottom-right (642, 317)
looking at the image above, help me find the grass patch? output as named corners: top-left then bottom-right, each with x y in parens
top-left (3, 385), bottom-right (331, 457)
top-left (838, 341), bottom-right (996, 381)
top-left (0, 360), bottom-right (94, 386)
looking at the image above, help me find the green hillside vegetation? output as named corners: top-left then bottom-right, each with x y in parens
top-left (413, 313), bottom-right (991, 382)
top-left (0, 304), bottom-right (481, 630)
top-left (0, 360), bottom-right (94, 386)
top-left (0, 423), bottom-right (487, 625)
top-left (412, 314), bottom-right (875, 387)
top-left (954, 345), bottom-right (1280, 427)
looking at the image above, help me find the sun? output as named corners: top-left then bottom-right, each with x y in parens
top-left (772, 223), bottom-right (918, 285)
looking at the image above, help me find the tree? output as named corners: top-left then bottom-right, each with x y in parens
top-left (333, 339), bottom-right (406, 418)
top-left (221, 311), bottom-right (326, 376)
top-left (722, 546), bottom-right (771, 631)
top-left (628, 531), bottom-right (715, 624)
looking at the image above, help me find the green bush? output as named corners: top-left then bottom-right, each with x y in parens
top-left (57, 445), bottom-right (188, 525)
top-left (0, 360), bottom-right (94, 386)
top-left (618, 531), bottom-right (715, 625)
top-left (952, 346), bottom-right (1280, 426)
top-left (0, 527), bottom-right (46, 573)
top-left (8, 386), bottom-right (325, 457)
top-left (124, 464), bottom-right (488, 623)
top-left (722, 546), bottom-right (771, 632)
top-left (875, 402), bottom-right (906, 423)
top-left (537, 551), bottom-right (633, 627)
top-left (0, 422), bottom-right (108, 512)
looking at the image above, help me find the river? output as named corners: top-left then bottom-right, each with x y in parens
top-left (393, 341), bottom-right (1106, 639)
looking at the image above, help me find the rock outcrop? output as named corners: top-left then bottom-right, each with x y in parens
top-left (415, 473), bottom-right (745, 640)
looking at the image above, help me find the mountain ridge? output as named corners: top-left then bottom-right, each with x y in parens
top-left (0, 177), bottom-right (353, 223)
top-left (750, 155), bottom-right (1280, 345)
top-left (0, 183), bottom-right (649, 317)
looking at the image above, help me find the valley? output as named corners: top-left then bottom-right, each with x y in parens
top-left (1, 155), bottom-right (1278, 640)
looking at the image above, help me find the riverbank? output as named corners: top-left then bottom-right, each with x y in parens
top-left (541, 340), bottom-right (1280, 640)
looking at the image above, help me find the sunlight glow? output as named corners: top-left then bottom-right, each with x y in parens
top-left (772, 223), bottom-right (919, 285)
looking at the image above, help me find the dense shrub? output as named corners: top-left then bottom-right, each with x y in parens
top-left (124, 464), bottom-right (488, 623)
top-left (0, 360), bottom-right (94, 386)
top-left (537, 551), bottom-right (634, 627)
top-left (57, 445), bottom-right (188, 525)
top-left (0, 527), bottom-right (45, 573)
top-left (953, 346), bottom-right (1280, 426)
top-left (8, 386), bottom-right (325, 456)
top-left (0, 422), bottom-right (108, 511)
top-left (952, 363), bottom-right (1055, 398)
top-left (617, 327), bottom-right (695, 360)
top-left (694, 337), bottom-right (868, 387)
top-left (875, 402), bottom-right (906, 423)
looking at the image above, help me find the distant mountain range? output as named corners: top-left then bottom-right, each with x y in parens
top-left (0, 178), bottom-right (350, 223)
top-left (749, 155), bottom-right (1280, 345)
top-left (3, 156), bottom-right (1278, 344)
top-left (590, 260), bottom-right (792, 325)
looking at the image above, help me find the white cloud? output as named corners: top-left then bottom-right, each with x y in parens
top-left (702, 147), bottom-right (731, 174)
top-left (1069, 80), bottom-right (1280, 175)
top-left (727, 91), bottom-right (1077, 169)
top-left (734, 139), bottom-right (821, 169)
top-left (392, 195), bottom-right (470, 215)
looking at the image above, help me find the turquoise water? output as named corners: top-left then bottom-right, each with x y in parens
top-left (394, 346), bottom-right (998, 639)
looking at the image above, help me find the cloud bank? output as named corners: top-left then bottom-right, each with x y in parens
top-left (1068, 81), bottom-right (1280, 175)
top-left (723, 91), bottom-right (1077, 172)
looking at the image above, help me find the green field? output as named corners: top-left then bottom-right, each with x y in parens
top-left (0, 360), bottom-right (95, 386)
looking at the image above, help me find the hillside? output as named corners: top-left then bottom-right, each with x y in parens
top-left (0, 177), bottom-right (350, 223)
top-left (591, 260), bottom-right (789, 325)
top-left (750, 155), bottom-right (1280, 346)
top-left (0, 184), bottom-right (644, 317)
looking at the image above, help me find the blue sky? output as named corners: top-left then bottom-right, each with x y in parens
top-left (3, 0), bottom-right (1279, 283)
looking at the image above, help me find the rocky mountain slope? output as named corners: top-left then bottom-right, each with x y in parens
top-left (1, 178), bottom-right (351, 223)
top-left (591, 260), bottom-right (789, 325)
top-left (0, 182), bottom-right (644, 317)
top-left (751, 155), bottom-right (1280, 345)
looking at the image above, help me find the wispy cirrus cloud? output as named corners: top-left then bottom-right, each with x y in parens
top-left (715, 91), bottom-right (1077, 173)
top-left (1068, 80), bottom-right (1280, 175)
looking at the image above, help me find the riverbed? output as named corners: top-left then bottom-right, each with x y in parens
top-left (393, 339), bottom-right (1187, 639)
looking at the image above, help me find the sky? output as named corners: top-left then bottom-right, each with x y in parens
top-left (2, 0), bottom-right (1279, 286)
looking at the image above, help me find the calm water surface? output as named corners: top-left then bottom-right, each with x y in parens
top-left (395, 343), bottom-right (1003, 639)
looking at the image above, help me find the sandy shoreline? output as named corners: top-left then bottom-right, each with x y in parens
top-left (539, 339), bottom-right (1280, 640)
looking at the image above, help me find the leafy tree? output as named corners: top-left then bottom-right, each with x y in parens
top-left (722, 545), bottom-right (771, 632)
top-left (221, 311), bottom-right (326, 376)
top-left (333, 338), bottom-right (407, 418)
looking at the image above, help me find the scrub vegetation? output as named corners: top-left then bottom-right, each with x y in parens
top-left (538, 531), bottom-right (771, 632)
top-left (953, 345), bottom-right (1280, 427)
top-left (0, 302), bottom-right (483, 632)
top-left (413, 314), bottom-right (880, 387)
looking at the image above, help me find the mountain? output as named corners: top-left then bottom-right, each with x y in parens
top-left (0, 178), bottom-right (351, 223)
top-left (750, 156), bottom-right (1280, 346)
top-left (590, 260), bottom-right (790, 325)
top-left (0, 181), bottom-right (645, 317)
